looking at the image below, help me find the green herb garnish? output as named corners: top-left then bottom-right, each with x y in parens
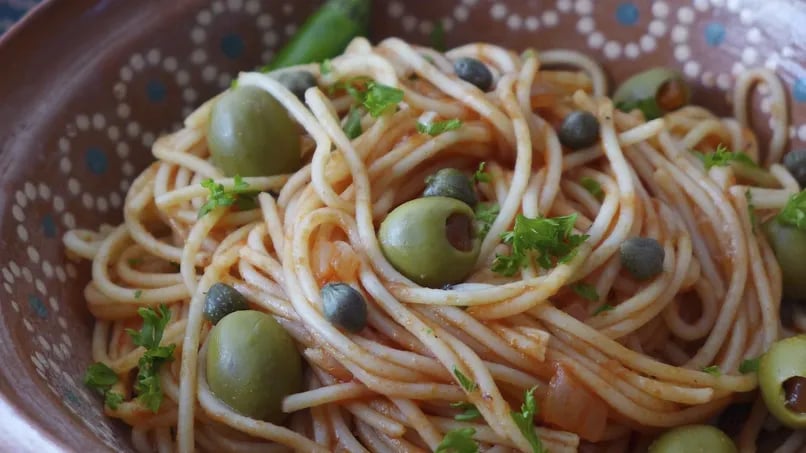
top-left (355, 81), bottom-right (404, 117)
top-left (125, 305), bottom-right (176, 412)
top-left (695, 144), bottom-right (758, 171)
top-left (134, 290), bottom-right (142, 299)
top-left (450, 401), bottom-right (482, 421)
top-left (429, 21), bottom-right (446, 52)
top-left (511, 387), bottom-right (548, 453)
top-left (777, 190), bottom-right (806, 230)
top-left (571, 282), bottom-right (599, 302)
top-left (739, 358), bottom-right (759, 374)
top-left (580, 177), bottom-right (604, 200)
top-left (472, 162), bottom-right (491, 184)
top-left (453, 366), bottom-right (478, 392)
top-left (435, 427), bottom-right (478, 453)
top-left (127, 258), bottom-right (142, 267)
top-left (416, 118), bottom-right (463, 136)
top-left (84, 362), bottom-right (122, 409)
top-left (343, 106), bottom-right (363, 139)
top-left (592, 303), bottom-right (615, 316)
top-left (198, 175), bottom-right (257, 218)
top-left (492, 214), bottom-right (588, 276)
top-left (475, 202), bottom-right (499, 237)
top-left (702, 365), bottom-right (721, 376)
top-left (320, 59), bottom-right (333, 75)
top-left (745, 189), bottom-right (757, 232)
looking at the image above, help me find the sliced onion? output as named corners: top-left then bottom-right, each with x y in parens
top-left (543, 363), bottom-right (608, 442)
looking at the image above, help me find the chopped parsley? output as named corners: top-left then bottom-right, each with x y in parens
top-left (511, 387), bottom-right (548, 453)
top-left (453, 367), bottom-right (478, 392)
top-left (580, 177), bottom-right (604, 200)
top-left (592, 303), bottom-right (615, 316)
top-left (125, 305), bottom-right (176, 413)
top-left (695, 144), bottom-right (758, 171)
top-left (474, 202), bottom-right (499, 237)
top-left (702, 365), bottom-right (721, 376)
top-left (343, 106), bottom-right (363, 139)
top-left (429, 21), bottom-right (447, 52)
top-left (746, 189), bottom-right (757, 232)
top-left (416, 118), bottom-right (463, 136)
top-left (346, 80), bottom-right (404, 117)
top-left (777, 190), bottom-right (806, 230)
top-left (450, 401), bottom-right (482, 421)
top-left (435, 427), bottom-right (478, 453)
top-left (84, 362), bottom-right (123, 409)
top-left (198, 175), bottom-right (258, 218)
top-left (472, 162), bottom-right (492, 184)
top-left (739, 358), bottom-right (759, 374)
top-left (134, 290), bottom-right (143, 299)
top-left (571, 282), bottom-right (599, 302)
top-left (127, 258), bottom-right (142, 267)
top-left (320, 59), bottom-right (333, 75)
top-left (492, 214), bottom-right (588, 276)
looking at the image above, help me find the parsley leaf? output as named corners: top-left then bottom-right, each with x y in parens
top-left (696, 144), bottom-right (759, 171)
top-left (343, 106), bottom-right (363, 139)
top-left (580, 177), bottom-right (604, 200)
top-left (429, 21), bottom-right (446, 52)
top-left (492, 214), bottom-right (588, 276)
top-left (84, 362), bottom-right (122, 409)
top-left (198, 175), bottom-right (257, 218)
top-left (777, 190), bottom-right (806, 230)
top-left (126, 305), bottom-right (176, 413)
top-left (702, 365), bottom-right (721, 376)
top-left (746, 189), bottom-right (757, 233)
top-left (511, 387), bottom-right (548, 453)
top-left (320, 59), bottom-right (333, 75)
top-left (105, 391), bottom-right (124, 410)
top-left (450, 401), bottom-right (482, 421)
top-left (453, 367), bottom-right (478, 392)
top-left (435, 427), bottom-right (478, 453)
top-left (472, 162), bottom-right (492, 184)
top-left (740, 358), bottom-right (759, 374)
top-left (134, 289), bottom-right (142, 299)
top-left (571, 282), bottom-right (599, 302)
top-left (347, 81), bottom-right (404, 117)
top-left (127, 258), bottom-right (142, 267)
top-left (474, 202), bottom-right (499, 237)
top-left (416, 118), bottom-right (463, 136)
top-left (592, 303), bottom-right (615, 316)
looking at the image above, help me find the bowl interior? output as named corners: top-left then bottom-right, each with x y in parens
top-left (1, 0), bottom-right (805, 450)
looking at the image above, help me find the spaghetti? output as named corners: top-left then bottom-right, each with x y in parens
top-left (64, 37), bottom-right (805, 452)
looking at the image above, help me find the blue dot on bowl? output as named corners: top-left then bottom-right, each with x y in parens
top-left (704, 22), bottom-right (726, 47)
top-left (615, 2), bottom-right (639, 26)
top-left (221, 33), bottom-right (245, 59)
top-left (146, 79), bottom-right (167, 102)
top-left (28, 295), bottom-right (48, 319)
top-left (794, 78), bottom-right (806, 103)
top-left (42, 214), bottom-right (56, 238)
top-left (85, 147), bottom-right (108, 175)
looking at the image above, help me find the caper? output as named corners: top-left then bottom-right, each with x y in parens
top-left (558, 110), bottom-right (600, 150)
top-left (207, 85), bottom-right (301, 177)
top-left (379, 197), bottom-right (480, 288)
top-left (762, 218), bottom-right (806, 300)
top-left (274, 70), bottom-right (318, 101)
top-left (783, 150), bottom-right (806, 188)
top-left (758, 335), bottom-right (806, 428)
top-left (423, 168), bottom-right (477, 206)
top-left (648, 425), bottom-right (736, 453)
top-left (321, 282), bottom-right (368, 333)
top-left (620, 237), bottom-right (665, 280)
top-left (204, 282), bottom-right (249, 325)
top-left (454, 57), bottom-right (493, 91)
top-left (613, 68), bottom-right (690, 120)
top-left (206, 310), bottom-right (302, 423)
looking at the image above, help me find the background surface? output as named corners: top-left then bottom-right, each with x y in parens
top-left (0, 0), bottom-right (42, 34)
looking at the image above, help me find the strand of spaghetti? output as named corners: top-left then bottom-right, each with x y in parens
top-left (539, 49), bottom-right (608, 96)
top-left (733, 67), bottom-right (788, 166)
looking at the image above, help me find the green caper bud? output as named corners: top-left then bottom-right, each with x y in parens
top-left (206, 310), bottom-right (302, 423)
top-left (613, 68), bottom-right (690, 120)
top-left (379, 197), bottom-right (480, 288)
top-left (758, 335), bottom-right (806, 428)
top-left (620, 237), bottom-right (664, 280)
top-left (207, 85), bottom-right (301, 177)
top-left (204, 282), bottom-right (249, 325)
top-left (648, 425), bottom-right (736, 453)
top-left (274, 70), bottom-right (318, 101)
top-left (321, 282), bottom-right (368, 333)
top-left (783, 150), bottom-right (806, 188)
top-left (558, 110), bottom-right (600, 150)
top-left (762, 218), bottom-right (806, 300)
top-left (423, 168), bottom-right (477, 206)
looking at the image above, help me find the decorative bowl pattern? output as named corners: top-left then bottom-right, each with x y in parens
top-left (1, 0), bottom-right (805, 450)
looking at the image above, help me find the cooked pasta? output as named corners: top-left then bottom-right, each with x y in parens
top-left (64, 36), bottom-right (806, 453)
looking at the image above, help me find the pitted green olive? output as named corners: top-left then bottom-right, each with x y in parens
top-left (758, 335), bottom-right (806, 428)
top-left (648, 425), bottom-right (736, 453)
top-left (378, 197), bottom-right (480, 288)
top-left (423, 168), bottom-right (477, 207)
top-left (206, 310), bottom-right (302, 423)
top-left (613, 68), bottom-right (690, 120)
top-left (207, 85), bottom-right (301, 177)
top-left (762, 218), bottom-right (806, 300)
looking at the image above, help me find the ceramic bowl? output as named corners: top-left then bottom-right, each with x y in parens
top-left (1, 0), bottom-right (805, 450)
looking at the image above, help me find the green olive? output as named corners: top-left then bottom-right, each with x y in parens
top-left (613, 68), bottom-right (690, 120)
top-left (204, 282), bottom-right (248, 325)
top-left (207, 85), bottom-right (301, 177)
top-left (379, 197), bottom-right (480, 288)
top-left (423, 168), bottom-right (477, 206)
top-left (758, 335), bottom-right (806, 428)
top-left (783, 150), bottom-right (806, 188)
top-left (274, 70), bottom-right (318, 101)
top-left (620, 237), bottom-right (665, 280)
top-left (762, 218), bottom-right (806, 300)
top-left (206, 310), bottom-right (302, 423)
top-left (321, 282), bottom-right (368, 333)
top-left (648, 425), bottom-right (736, 453)
top-left (558, 110), bottom-right (600, 150)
